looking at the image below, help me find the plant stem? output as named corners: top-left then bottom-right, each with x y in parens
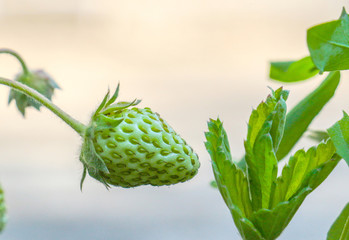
top-left (0, 77), bottom-right (86, 137)
top-left (0, 49), bottom-right (30, 75)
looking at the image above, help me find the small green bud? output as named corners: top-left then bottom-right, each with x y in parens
top-left (8, 70), bottom-right (60, 116)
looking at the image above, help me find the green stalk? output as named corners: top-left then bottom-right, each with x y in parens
top-left (0, 49), bottom-right (29, 75)
top-left (0, 77), bottom-right (86, 137)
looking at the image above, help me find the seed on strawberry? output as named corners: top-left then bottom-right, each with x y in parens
top-left (9, 70), bottom-right (60, 116)
top-left (79, 84), bottom-right (200, 188)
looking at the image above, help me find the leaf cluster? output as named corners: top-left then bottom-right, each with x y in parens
top-left (205, 88), bottom-right (341, 240)
top-left (270, 8), bottom-right (349, 82)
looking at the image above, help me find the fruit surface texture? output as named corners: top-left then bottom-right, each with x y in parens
top-left (80, 86), bottom-right (200, 188)
top-left (94, 107), bottom-right (199, 187)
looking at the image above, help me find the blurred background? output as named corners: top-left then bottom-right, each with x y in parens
top-left (0, 0), bottom-right (348, 239)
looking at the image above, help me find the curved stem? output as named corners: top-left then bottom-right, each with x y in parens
top-left (0, 49), bottom-right (29, 75)
top-left (0, 77), bottom-right (86, 137)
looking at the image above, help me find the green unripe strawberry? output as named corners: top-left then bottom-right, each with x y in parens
top-left (0, 185), bottom-right (6, 232)
top-left (80, 85), bottom-right (200, 188)
top-left (9, 70), bottom-right (60, 116)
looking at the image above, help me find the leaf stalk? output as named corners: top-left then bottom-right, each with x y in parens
top-left (0, 77), bottom-right (86, 136)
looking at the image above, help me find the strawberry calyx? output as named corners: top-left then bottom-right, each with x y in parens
top-left (79, 84), bottom-right (141, 189)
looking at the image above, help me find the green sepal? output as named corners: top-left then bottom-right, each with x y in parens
top-left (269, 56), bottom-right (319, 83)
top-left (93, 89), bottom-right (110, 117)
top-left (327, 112), bottom-right (349, 166)
top-left (93, 115), bottom-right (124, 132)
top-left (307, 8), bottom-right (349, 72)
top-left (105, 83), bottom-right (120, 108)
top-left (79, 127), bottom-right (111, 189)
top-left (327, 203), bottom-right (349, 240)
top-left (80, 167), bottom-right (87, 191)
top-left (101, 99), bottom-right (141, 115)
top-left (93, 85), bottom-right (141, 117)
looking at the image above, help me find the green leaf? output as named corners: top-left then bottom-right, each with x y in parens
top-left (270, 96), bottom-right (287, 151)
top-left (205, 119), bottom-right (252, 218)
top-left (276, 71), bottom-right (340, 160)
top-left (272, 140), bottom-right (337, 206)
top-left (245, 132), bottom-right (278, 211)
top-left (206, 88), bottom-right (342, 240)
top-left (328, 203), bottom-right (349, 240)
top-left (307, 8), bottom-right (349, 72)
top-left (269, 56), bottom-right (319, 82)
top-left (244, 88), bottom-right (287, 210)
top-left (205, 119), bottom-right (265, 239)
top-left (239, 76), bottom-right (337, 168)
top-left (250, 140), bottom-right (340, 240)
top-left (302, 153), bottom-right (341, 191)
top-left (251, 187), bottom-right (311, 240)
top-left (230, 207), bottom-right (265, 240)
top-left (271, 141), bottom-right (336, 207)
top-left (328, 112), bottom-right (349, 166)
top-left (247, 88), bottom-right (289, 152)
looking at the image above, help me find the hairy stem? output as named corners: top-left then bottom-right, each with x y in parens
top-left (0, 77), bottom-right (86, 136)
top-left (0, 49), bottom-right (29, 75)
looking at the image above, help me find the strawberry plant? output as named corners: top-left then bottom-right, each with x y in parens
top-left (206, 9), bottom-right (349, 240)
top-left (0, 7), bottom-right (347, 240)
top-left (0, 49), bottom-right (200, 232)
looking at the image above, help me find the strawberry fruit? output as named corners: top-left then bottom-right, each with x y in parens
top-left (80, 85), bottom-right (200, 188)
top-left (0, 186), bottom-right (6, 232)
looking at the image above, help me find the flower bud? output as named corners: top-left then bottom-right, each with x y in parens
top-left (8, 70), bottom-right (60, 116)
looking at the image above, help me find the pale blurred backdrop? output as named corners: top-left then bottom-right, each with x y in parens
top-left (0, 1), bottom-right (348, 239)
